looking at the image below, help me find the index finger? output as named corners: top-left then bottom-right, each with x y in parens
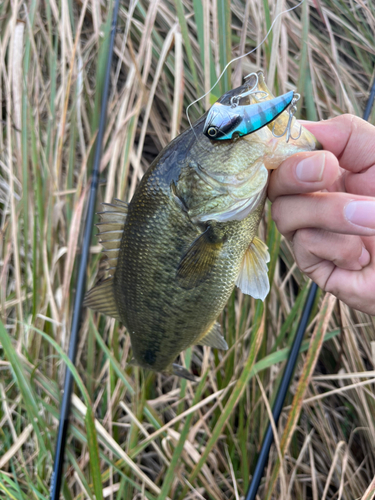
top-left (302, 114), bottom-right (375, 174)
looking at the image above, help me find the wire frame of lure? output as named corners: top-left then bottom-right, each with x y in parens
top-left (203, 87), bottom-right (300, 142)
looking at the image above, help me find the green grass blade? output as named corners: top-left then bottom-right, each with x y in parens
top-left (0, 319), bottom-right (48, 455)
top-left (90, 315), bottom-right (163, 432)
top-left (262, 0), bottom-right (272, 63)
top-left (157, 371), bottom-right (209, 499)
top-left (217, 0), bottom-right (231, 93)
top-left (29, 324), bottom-right (91, 405)
top-left (66, 449), bottom-right (95, 500)
top-left (264, 294), bottom-right (336, 499)
top-left (178, 307), bottom-right (265, 499)
top-left (174, 0), bottom-right (201, 96)
top-left (296, 0), bottom-right (309, 118)
top-left (85, 407), bottom-right (104, 500)
top-left (251, 328), bottom-right (340, 377)
top-left (21, 0), bottom-right (39, 295)
top-left (0, 481), bottom-right (22, 500)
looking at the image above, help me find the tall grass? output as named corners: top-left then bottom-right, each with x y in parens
top-left (1, 0), bottom-right (375, 499)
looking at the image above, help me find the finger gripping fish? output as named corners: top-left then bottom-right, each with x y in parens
top-left (84, 71), bottom-right (321, 380)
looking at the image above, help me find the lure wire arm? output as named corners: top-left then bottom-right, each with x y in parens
top-left (230, 72), bottom-right (268, 108)
top-left (272, 92), bottom-right (302, 142)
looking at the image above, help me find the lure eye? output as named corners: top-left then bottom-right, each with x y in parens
top-left (207, 127), bottom-right (218, 137)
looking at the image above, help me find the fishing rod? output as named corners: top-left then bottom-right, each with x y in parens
top-left (49, 1), bottom-right (121, 498)
top-left (245, 76), bottom-right (375, 500)
top-left (245, 282), bottom-right (317, 500)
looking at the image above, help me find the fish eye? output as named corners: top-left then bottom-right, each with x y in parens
top-left (207, 127), bottom-right (218, 137)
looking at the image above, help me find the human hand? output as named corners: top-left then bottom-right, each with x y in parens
top-left (268, 115), bottom-right (375, 315)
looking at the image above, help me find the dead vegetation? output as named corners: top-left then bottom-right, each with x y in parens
top-left (0, 0), bottom-right (375, 498)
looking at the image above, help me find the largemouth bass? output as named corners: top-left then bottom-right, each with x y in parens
top-left (84, 72), bottom-right (320, 380)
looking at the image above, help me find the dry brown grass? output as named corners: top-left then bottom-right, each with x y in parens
top-left (1, 0), bottom-right (375, 498)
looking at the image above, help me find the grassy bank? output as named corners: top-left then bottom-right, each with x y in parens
top-left (1, 0), bottom-right (375, 498)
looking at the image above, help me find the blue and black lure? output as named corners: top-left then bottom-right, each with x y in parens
top-left (203, 87), bottom-right (300, 142)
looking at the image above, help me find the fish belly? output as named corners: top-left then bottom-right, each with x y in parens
top-left (113, 193), bottom-right (246, 373)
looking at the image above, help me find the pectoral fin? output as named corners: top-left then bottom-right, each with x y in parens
top-left (83, 277), bottom-right (121, 321)
top-left (235, 236), bottom-right (270, 301)
top-left (176, 228), bottom-right (223, 289)
top-left (196, 321), bottom-right (228, 350)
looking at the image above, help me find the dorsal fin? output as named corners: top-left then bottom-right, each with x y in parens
top-left (96, 198), bottom-right (128, 272)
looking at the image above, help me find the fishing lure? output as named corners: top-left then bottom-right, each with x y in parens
top-left (203, 89), bottom-right (297, 141)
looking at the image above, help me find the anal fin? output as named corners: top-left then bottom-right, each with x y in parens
top-left (196, 321), bottom-right (228, 350)
top-left (235, 236), bottom-right (270, 301)
top-left (83, 277), bottom-right (121, 321)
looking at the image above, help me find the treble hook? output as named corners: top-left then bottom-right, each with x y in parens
top-left (230, 72), bottom-right (268, 108)
top-left (272, 93), bottom-right (302, 142)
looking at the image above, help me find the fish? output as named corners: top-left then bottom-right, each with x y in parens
top-left (203, 90), bottom-right (295, 140)
top-left (83, 71), bottom-right (321, 380)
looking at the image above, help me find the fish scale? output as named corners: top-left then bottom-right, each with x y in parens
top-left (114, 159), bottom-right (246, 372)
top-left (84, 72), bottom-right (321, 379)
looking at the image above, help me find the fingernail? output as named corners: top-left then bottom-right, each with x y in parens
top-left (296, 153), bottom-right (325, 182)
top-left (359, 246), bottom-right (371, 267)
top-left (345, 201), bottom-right (375, 229)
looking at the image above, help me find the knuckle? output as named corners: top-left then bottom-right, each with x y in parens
top-left (270, 199), bottom-right (282, 228)
top-left (335, 113), bottom-right (357, 130)
top-left (294, 253), bottom-right (318, 275)
top-left (293, 228), bottom-right (316, 247)
top-left (324, 280), bottom-right (340, 298)
top-left (268, 169), bottom-right (286, 201)
top-left (341, 243), bottom-right (356, 262)
top-left (337, 236), bottom-right (361, 265)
